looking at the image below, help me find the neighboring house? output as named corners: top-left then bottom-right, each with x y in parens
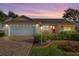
top-left (2, 17), bottom-right (77, 36)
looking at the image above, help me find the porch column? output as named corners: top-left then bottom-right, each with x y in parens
top-left (57, 24), bottom-right (62, 33)
top-left (5, 24), bottom-right (10, 36)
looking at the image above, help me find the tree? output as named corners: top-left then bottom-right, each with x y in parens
top-left (8, 11), bottom-right (18, 18)
top-left (63, 8), bottom-right (79, 22)
top-left (0, 11), bottom-right (8, 23)
top-left (63, 8), bottom-right (79, 44)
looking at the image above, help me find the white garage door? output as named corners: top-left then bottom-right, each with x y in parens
top-left (10, 25), bottom-right (34, 36)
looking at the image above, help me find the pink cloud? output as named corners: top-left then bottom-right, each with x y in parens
top-left (17, 11), bottom-right (64, 18)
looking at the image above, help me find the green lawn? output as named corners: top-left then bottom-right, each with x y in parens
top-left (30, 41), bottom-right (78, 56)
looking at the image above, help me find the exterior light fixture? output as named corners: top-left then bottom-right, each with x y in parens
top-left (5, 24), bottom-right (10, 36)
top-left (5, 24), bottom-right (9, 27)
top-left (36, 24), bottom-right (39, 27)
top-left (40, 26), bottom-right (43, 30)
top-left (50, 26), bottom-right (52, 28)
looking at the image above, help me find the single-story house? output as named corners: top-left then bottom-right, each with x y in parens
top-left (1, 16), bottom-right (79, 36)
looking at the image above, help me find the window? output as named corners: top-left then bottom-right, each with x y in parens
top-left (36, 24), bottom-right (39, 27)
top-left (42, 25), bottom-right (49, 31)
top-left (63, 27), bottom-right (72, 31)
top-left (50, 26), bottom-right (56, 33)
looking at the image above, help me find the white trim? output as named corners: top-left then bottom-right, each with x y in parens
top-left (8, 26), bottom-right (10, 36)
top-left (4, 24), bottom-right (10, 36)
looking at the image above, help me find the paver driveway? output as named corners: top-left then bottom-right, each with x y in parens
top-left (0, 36), bottom-right (33, 56)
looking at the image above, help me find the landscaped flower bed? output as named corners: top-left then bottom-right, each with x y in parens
top-left (58, 43), bottom-right (79, 52)
top-left (31, 40), bottom-right (79, 56)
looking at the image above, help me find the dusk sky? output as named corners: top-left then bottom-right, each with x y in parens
top-left (0, 3), bottom-right (79, 18)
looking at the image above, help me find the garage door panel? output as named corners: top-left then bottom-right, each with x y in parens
top-left (10, 25), bottom-right (34, 36)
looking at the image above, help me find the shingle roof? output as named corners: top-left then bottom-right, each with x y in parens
top-left (32, 18), bottom-right (72, 24)
top-left (4, 17), bottom-right (33, 23)
top-left (4, 17), bottom-right (75, 24)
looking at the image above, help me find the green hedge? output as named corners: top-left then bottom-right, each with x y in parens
top-left (33, 31), bottom-right (79, 43)
top-left (33, 33), bottom-right (59, 43)
top-left (60, 31), bottom-right (79, 41)
top-left (0, 31), bottom-right (5, 37)
top-left (33, 34), bottom-right (49, 43)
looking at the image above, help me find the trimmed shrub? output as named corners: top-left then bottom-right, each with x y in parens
top-left (0, 31), bottom-right (5, 37)
top-left (47, 34), bottom-right (53, 40)
top-left (33, 31), bottom-right (79, 44)
top-left (60, 31), bottom-right (79, 41)
top-left (33, 34), bottom-right (49, 43)
top-left (33, 34), bottom-right (41, 43)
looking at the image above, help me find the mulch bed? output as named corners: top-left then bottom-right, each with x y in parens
top-left (58, 43), bottom-right (79, 52)
top-left (33, 40), bottom-right (79, 53)
top-left (33, 40), bottom-right (67, 48)
top-left (33, 40), bottom-right (54, 48)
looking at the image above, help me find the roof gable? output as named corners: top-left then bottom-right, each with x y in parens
top-left (4, 16), bottom-right (33, 23)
